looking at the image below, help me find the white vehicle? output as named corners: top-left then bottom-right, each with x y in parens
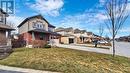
top-left (98, 40), bottom-right (109, 44)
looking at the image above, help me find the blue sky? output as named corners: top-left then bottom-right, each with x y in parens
top-left (7, 0), bottom-right (130, 38)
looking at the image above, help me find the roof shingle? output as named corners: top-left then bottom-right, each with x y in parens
top-left (17, 15), bottom-right (55, 28)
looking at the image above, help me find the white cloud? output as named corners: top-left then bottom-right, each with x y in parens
top-left (99, 0), bottom-right (105, 5)
top-left (27, 0), bottom-right (64, 16)
top-left (56, 11), bottom-right (106, 30)
top-left (126, 3), bottom-right (130, 12)
top-left (7, 15), bottom-right (24, 28)
top-left (6, 15), bottom-right (24, 33)
top-left (95, 13), bottom-right (107, 20)
top-left (119, 27), bottom-right (130, 32)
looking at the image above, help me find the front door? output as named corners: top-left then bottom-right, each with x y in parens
top-left (69, 38), bottom-right (74, 44)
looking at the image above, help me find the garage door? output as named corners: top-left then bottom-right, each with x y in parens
top-left (50, 39), bottom-right (59, 45)
top-left (69, 38), bottom-right (74, 44)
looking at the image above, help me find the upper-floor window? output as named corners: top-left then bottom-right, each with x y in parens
top-left (0, 15), bottom-right (3, 22)
top-left (33, 21), bottom-right (44, 29)
top-left (48, 27), bottom-right (54, 32)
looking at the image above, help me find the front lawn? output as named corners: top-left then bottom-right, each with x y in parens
top-left (0, 48), bottom-right (130, 73)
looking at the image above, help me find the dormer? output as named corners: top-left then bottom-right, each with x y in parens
top-left (0, 9), bottom-right (8, 24)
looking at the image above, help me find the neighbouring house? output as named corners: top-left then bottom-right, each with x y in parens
top-left (17, 15), bottom-right (60, 48)
top-left (73, 30), bottom-right (93, 44)
top-left (0, 9), bottom-right (14, 47)
top-left (55, 27), bottom-right (76, 44)
top-left (116, 35), bottom-right (130, 42)
top-left (55, 27), bottom-right (94, 44)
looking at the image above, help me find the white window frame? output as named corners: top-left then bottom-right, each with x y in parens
top-left (0, 15), bottom-right (3, 22)
top-left (33, 22), bottom-right (44, 29)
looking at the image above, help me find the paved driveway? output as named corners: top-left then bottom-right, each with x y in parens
top-left (57, 42), bottom-right (130, 58)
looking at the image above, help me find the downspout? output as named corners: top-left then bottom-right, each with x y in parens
top-left (5, 15), bottom-right (7, 25)
top-left (27, 21), bottom-right (29, 47)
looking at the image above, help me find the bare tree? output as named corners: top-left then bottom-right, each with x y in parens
top-left (98, 24), bottom-right (104, 47)
top-left (104, 0), bottom-right (129, 57)
top-left (7, 21), bottom-right (16, 28)
top-left (99, 24), bottom-right (104, 40)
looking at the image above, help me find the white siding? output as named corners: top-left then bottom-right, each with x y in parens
top-left (19, 22), bottom-right (29, 34)
top-left (29, 18), bottom-right (48, 31)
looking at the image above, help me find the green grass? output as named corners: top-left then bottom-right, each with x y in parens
top-left (0, 48), bottom-right (130, 73)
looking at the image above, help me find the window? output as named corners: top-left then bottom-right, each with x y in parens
top-left (33, 24), bottom-right (36, 27)
top-left (0, 15), bottom-right (3, 22)
top-left (39, 25), bottom-right (41, 28)
top-left (39, 34), bottom-right (46, 40)
top-left (48, 27), bottom-right (54, 32)
top-left (40, 35), bottom-right (44, 40)
top-left (33, 22), bottom-right (44, 29)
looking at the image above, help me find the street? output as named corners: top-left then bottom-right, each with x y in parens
top-left (57, 42), bottom-right (130, 58)
top-left (115, 42), bottom-right (130, 58)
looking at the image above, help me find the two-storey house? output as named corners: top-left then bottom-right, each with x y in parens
top-left (0, 9), bottom-right (14, 46)
top-left (18, 15), bottom-right (60, 48)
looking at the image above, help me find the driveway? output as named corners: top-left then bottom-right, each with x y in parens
top-left (57, 42), bottom-right (130, 58)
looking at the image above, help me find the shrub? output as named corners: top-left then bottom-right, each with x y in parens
top-left (44, 44), bottom-right (51, 48)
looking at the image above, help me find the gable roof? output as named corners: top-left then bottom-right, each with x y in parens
top-left (55, 27), bottom-right (73, 32)
top-left (17, 15), bottom-right (55, 28)
top-left (55, 27), bottom-right (64, 32)
top-left (56, 27), bottom-right (87, 34)
top-left (74, 29), bottom-right (81, 33)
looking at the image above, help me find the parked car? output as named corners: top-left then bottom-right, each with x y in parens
top-left (98, 40), bottom-right (109, 44)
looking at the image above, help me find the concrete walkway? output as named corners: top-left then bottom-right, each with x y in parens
top-left (57, 42), bottom-right (130, 58)
top-left (0, 65), bottom-right (59, 73)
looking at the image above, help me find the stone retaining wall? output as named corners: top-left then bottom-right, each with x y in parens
top-left (0, 46), bottom-right (13, 60)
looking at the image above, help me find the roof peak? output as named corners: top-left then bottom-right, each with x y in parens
top-left (17, 14), bottom-right (55, 28)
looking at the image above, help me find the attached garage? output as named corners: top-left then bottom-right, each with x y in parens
top-left (69, 38), bottom-right (74, 44)
top-left (50, 39), bottom-right (59, 45)
top-left (61, 35), bottom-right (76, 44)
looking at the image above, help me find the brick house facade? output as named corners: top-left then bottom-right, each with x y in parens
top-left (17, 15), bottom-right (60, 48)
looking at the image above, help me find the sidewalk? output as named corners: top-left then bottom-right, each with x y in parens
top-left (0, 65), bottom-right (59, 73)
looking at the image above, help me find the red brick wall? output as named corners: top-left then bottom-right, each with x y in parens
top-left (18, 32), bottom-right (32, 45)
top-left (31, 40), bottom-right (47, 48)
top-left (18, 32), bottom-right (50, 47)
top-left (23, 32), bottom-right (32, 44)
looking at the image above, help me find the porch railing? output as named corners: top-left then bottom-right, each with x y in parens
top-left (0, 38), bottom-right (13, 58)
top-left (0, 45), bottom-right (13, 60)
